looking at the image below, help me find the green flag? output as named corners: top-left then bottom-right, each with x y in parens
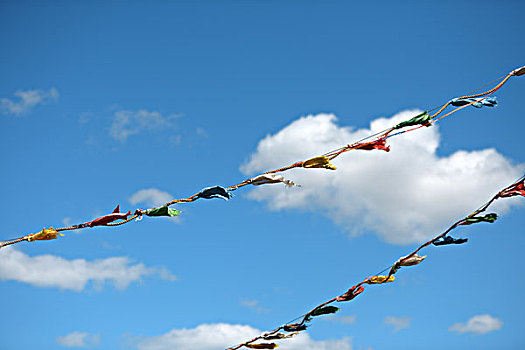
top-left (144, 205), bottom-right (181, 217)
top-left (460, 213), bottom-right (498, 226)
top-left (394, 111), bottom-right (432, 129)
top-left (310, 306), bottom-right (340, 317)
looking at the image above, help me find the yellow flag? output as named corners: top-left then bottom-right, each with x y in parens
top-left (367, 275), bottom-right (395, 284)
top-left (26, 227), bottom-right (63, 242)
top-left (302, 156), bottom-right (336, 170)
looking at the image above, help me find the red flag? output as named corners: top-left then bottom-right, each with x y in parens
top-left (336, 285), bottom-right (364, 302)
top-left (354, 138), bottom-right (390, 152)
top-left (498, 180), bottom-right (525, 198)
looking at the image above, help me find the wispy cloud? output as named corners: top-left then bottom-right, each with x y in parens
top-left (239, 299), bottom-right (269, 314)
top-left (129, 188), bottom-right (173, 207)
top-left (241, 112), bottom-right (523, 244)
top-left (109, 109), bottom-right (180, 142)
top-left (1, 88), bottom-right (59, 115)
top-left (384, 316), bottom-right (411, 332)
top-left (449, 314), bottom-right (503, 335)
top-left (0, 247), bottom-right (176, 291)
top-left (325, 315), bottom-right (357, 325)
top-left (133, 323), bottom-right (353, 350)
top-left (56, 331), bottom-right (100, 348)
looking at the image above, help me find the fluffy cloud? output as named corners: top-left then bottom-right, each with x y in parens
top-left (449, 314), bottom-right (503, 335)
top-left (0, 247), bottom-right (176, 291)
top-left (129, 188), bottom-right (174, 207)
top-left (1, 88), bottom-right (59, 115)
top-left (134, 323), bottom-right (352, 350)
top-left (241, 112), bottom-right (523, 244)
top-left (110, 109), bottom-right (179, 142)
top-left (56, 331), bottom-right (100, 348)
top-left (384, 316), bottom-right (411, 332)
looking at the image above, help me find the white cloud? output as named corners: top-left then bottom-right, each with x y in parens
top-left (134, 323), bottom-right (353, 350)
top-left (110, 109), bottom-right (179, 142)
top-left (56, 331), bottom-right (100, 348)
top-left (449, 314), bottom-right (503, 335)
top-left (384, 316), bottom-right (411, 332)
top-left (0, 247), bottom-right (176, 291)
top-left (241, 112), bottom-right (523, 244)
top-left (129, 188), bottom-right (173, 207)
top-left (1, 88), bottom-right (59, 115)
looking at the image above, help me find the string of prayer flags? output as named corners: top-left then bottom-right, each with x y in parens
top-left (310, 306), bottom-right (340, 317)
top-left (142, 205), bottom-right (181, 217)
top-left (244, 343), bottom-right (278, 349)
top-left (336, 285), bottom-right (365, 302)
top-left (459, 213), bottom-right (498, 226)
top-left (302, 156), bottom-right (337, 170)
top-left (226, 174), bottom-right (525, 350)
top-left (498, 179), bottom-right (525, 198)
top-left (450, 97), bottom-right (498, 108)
top-left (5, 67), bottom-right (524, 254)
top-left (25, 227), bottom-right (62, 242)
top-left (393, 111), bottom-right (432, 130)
top-left (432, 235), bottom-right (468, 246)
top-left (84, 205), bottom-right (131, 227)
top-left (195, 186), bottom-right (233, 200)
top-left (366, 275), bottom-right (395, 284)
top-left (354, 138), bottom-right (391, 152)
top-left (249, 174), bottom-right (300, 187)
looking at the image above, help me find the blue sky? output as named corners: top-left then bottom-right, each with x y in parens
top-left (1, 1), bottom-right (524, 349)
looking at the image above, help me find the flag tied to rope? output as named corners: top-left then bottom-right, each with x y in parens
top-left (459, 213), bottom-right (498, 226)
top-left (498, 180), bottom-right (525, 198)
top-left (262, 332), bottom-right (298, 340)
top-left (394, 111), bottom-right (431, 129)
top-left (354, 138), bottom-right (390, 152)
top-left (432, 235), bottom-right (468, 246)
top-left (25, 227), bottom-right (62, 242)
top-left (195, 186), bottom-right (233, 200)
top-left (450, 97), bottom-right (498, 108)
top-left (511, 66), bottom-right (525, 76)
top-left (283, 323), bottom-right (307, 332)
top-left (244, 343), bottom-right (278, 349)
top-left (143, 205), bottom-right (181, 217)
top-left (366, 275), bottom-right (395, 284)
top-left (337, 285), bottom-right (365, 302)
top-left (85, 205), bottom-right (131, 227)
top-left (310, 306), bottom-right (340, 317)
top-left (302, 156), bottom-right (337, 170)
top-left (391, 254), bottom-right (427, 274)
top-left (249, 174), bottom-right (299, 187)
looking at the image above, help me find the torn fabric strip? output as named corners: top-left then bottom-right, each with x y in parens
top-left (432, 235), bottom-right (468, 246)
top-left (459, 213), bottom-right (498, 226)
top-left (302, 156), bottom-right (336, 170)
top-left (84, 205), bottom-right (131, 227)
top-left (449, 97), bottom-right (498, 108)
top-left (144, 205), bottom-right (181, 217)
top-left (249, 174), bottom-right (299, 187)
top-left (26, 227), bottom-right (63, 242)
top-left (195, 186), bottom-right (233, 200)
top-left (394, 111), bottom-right (431, 129)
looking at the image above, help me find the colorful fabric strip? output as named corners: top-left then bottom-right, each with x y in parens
top-left (449, 97), bottom-right (497, 108)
